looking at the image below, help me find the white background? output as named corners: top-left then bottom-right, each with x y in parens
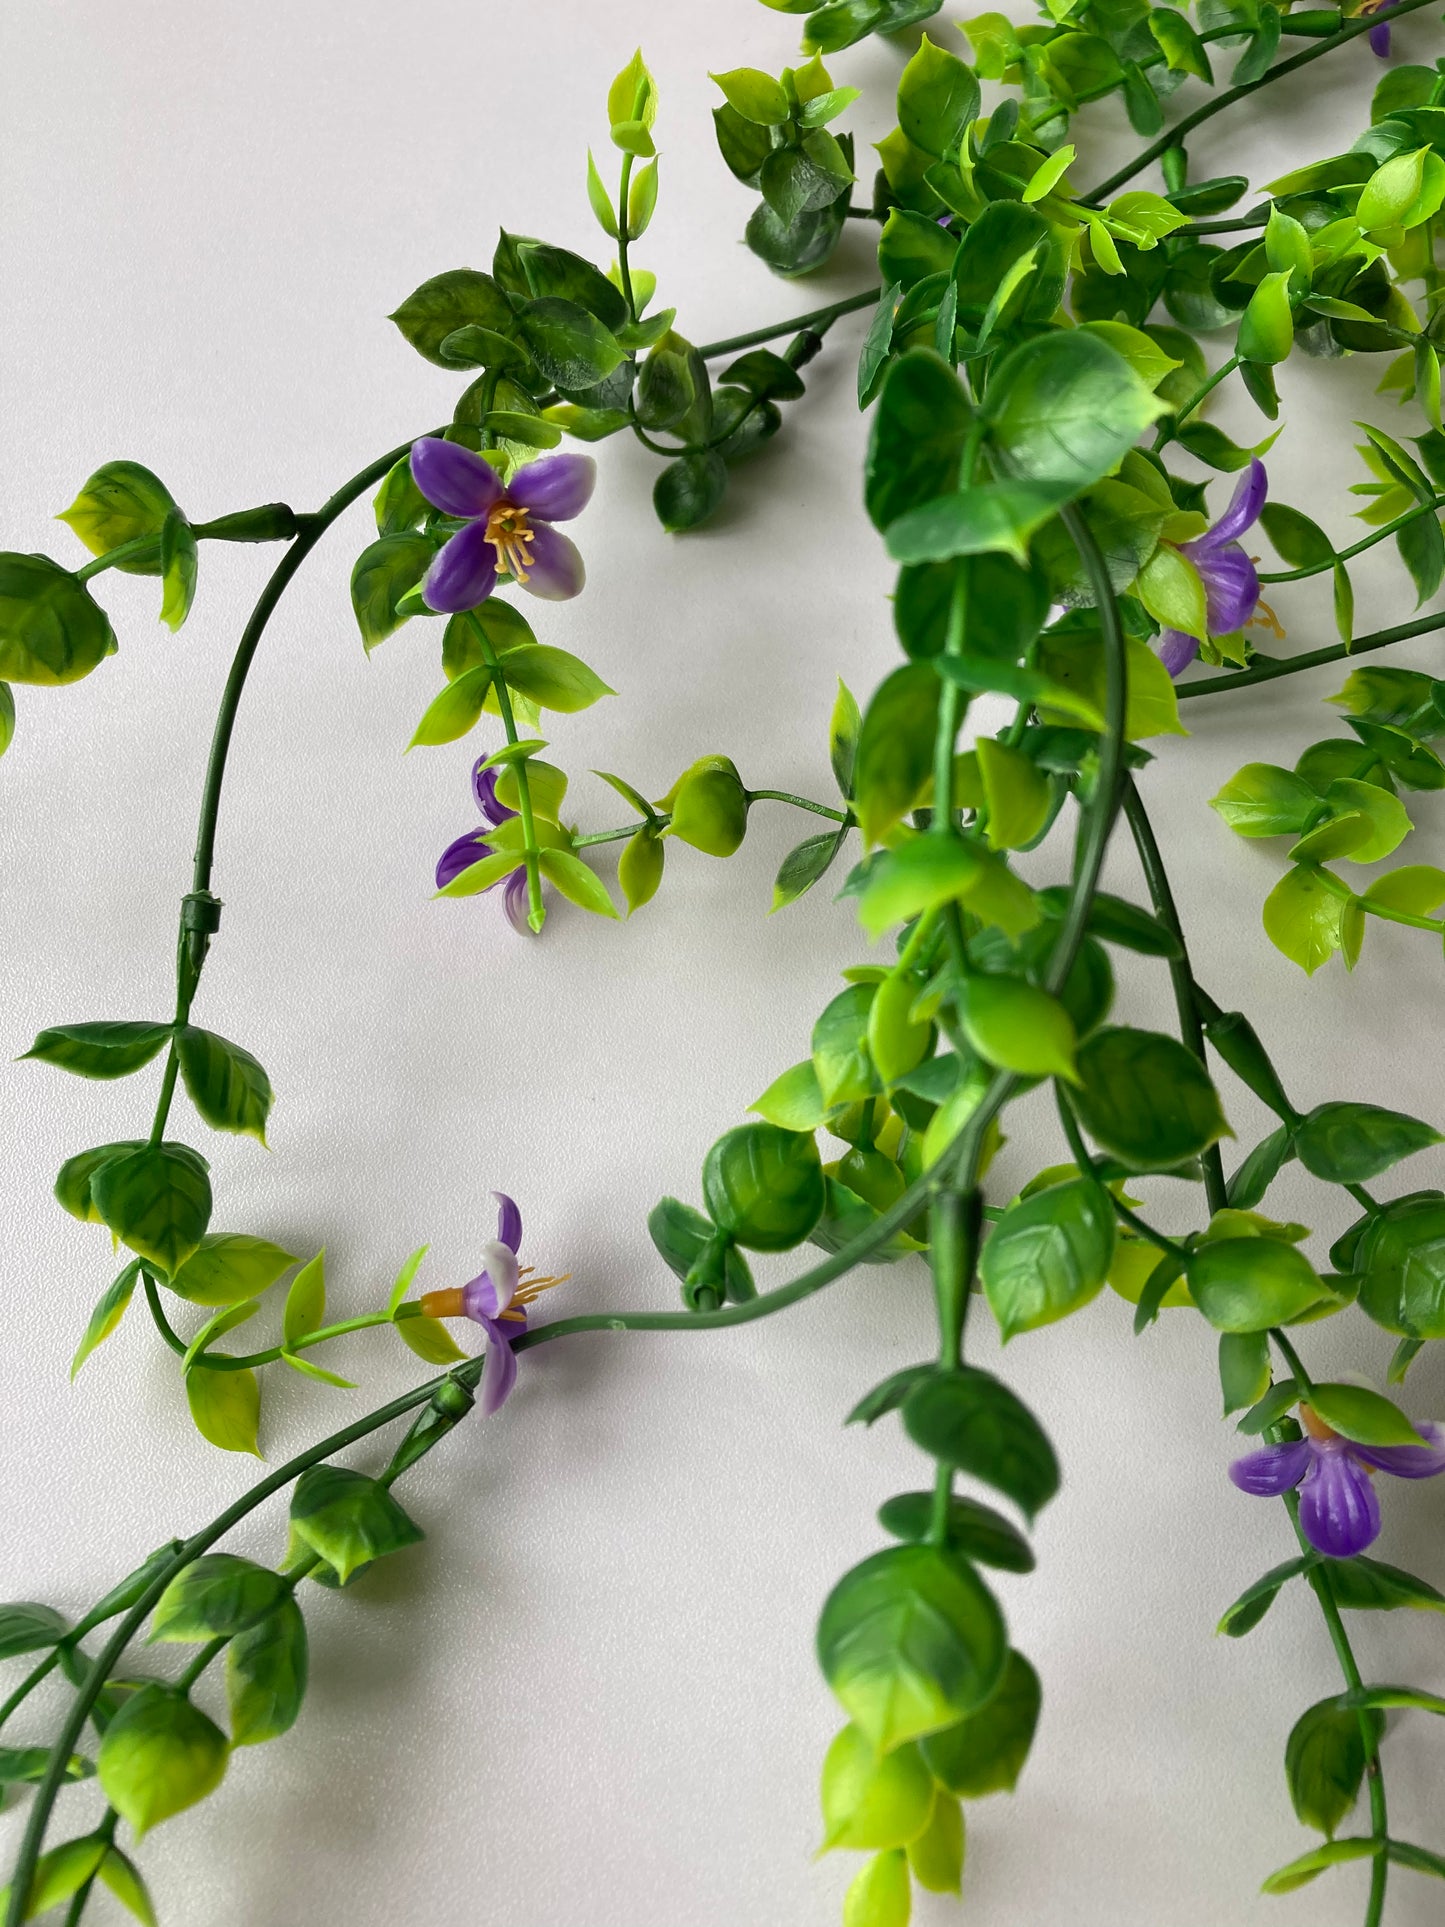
top-left (2, 4), bottom-right (1444, 1923)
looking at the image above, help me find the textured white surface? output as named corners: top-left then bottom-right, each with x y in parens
top-left (2, 4), bottom-right (1445, 1923)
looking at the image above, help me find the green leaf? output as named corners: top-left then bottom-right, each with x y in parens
top-left (1210, 763), bottom-right (1321, 838)
top-left (98, 1849), bottom-right (157, 1927)
top-left (1219, 1330), bottom-right (1271, 1416)
top-left (877, 208), bottom-right (958, 290)
top-left (981, 1179), bottom-right (1114, 1340)
top-left (1350, 1191), bottom-right (1445, 1338)
top-left (853, 664), bottom-right (940, 845)
top-left (1237, 269), bottom-right (1295, 365)
top-left (877, 1491), bottom-right (1034, 1571)
top-left (0, 1602), bottom-right (69, 1661)
top-left (703, 1123), bottom-right (825, 1252)
top-left (653, 452), bottom-right (728, 533)
top-left (538, 848), bottom-right (619, 919)
top-left (1036, 887), bottom-right (1178, 958)
top-left (496, 643), bottom-right (614, 713)
top-left (151, 1554), bottom-right (289, 1643)
top-left (410, 665), bottom-right (495, 748)
top-left (848, 1364), bottom-right (936, 1429)
top-left (98, 1684), bottom-right (227, 1837)
top-left (1328, 1555), bottom-right (1445, 1613)
top-left (902, 1367), bottom-right (1059, 1520)
top-left (751, 1060), bottom-right (829, 1132)
top-left (960, 976), bottom-right (1078, 1082)
top-left (1343, 1685), bottom-right (1445, 1717)
top-left (858, 834), bottom-right (982, 939)
top-left (710, 66), bottom-right (790, 125)
top-left (608, 48), bottom-right (658, 143)
top-left (175, 1026), bottom-right (272, 1142)
top-left (1263, 864), bottom-right (1354, 975)
top-left (0, 1747), bottom-right (92, 1787)
top-left (1286, 1696), bottom-right (1383, 1835)
top-left (665, 755), bottom-right (749, 856)
top-left (627, 158), bottom-right (659, 238)
top-left (814, 983), bottom-right (877, 1107)
top-left (185, 1364), bottom-right (260, 1456)
top-left (288, 1466), bottom-right (423, 1586)
top-left (885, 481), bottom-right (1072, 566)
top-left (282, 1250), bottom-right (326, 1349)
top-left (816, 1544), bottom-right (1006, 1752)
top-left (71, 1261), bottom-right (142, 1378)
top-left (58, 460), bottom-right (174, 568)
top-left (226, 1598), bottom-right (308, 1747)
top-left (983, 331), bottom-right (1167, 495)
top-left (1295, 1102), bottom-right (1442, 1183)
top-left (1135, 544), bottom-right (1207, 639)
top-left (920, 1648), bottom-right (1042, 1796)
top-left (619, 827), bottom-right (665, 913)
top-left (1386, 1839), bottom-right (1445, 1878)
top-left (518, 298), bottom-right (625, 391)
top-left (515, 242), bottom-right (628, 330)
top-left (865, 350), bottom-right (972, 534)
top-left (1216, 1556), bottom-right (1312, 1637)
top-left (1150, 6), bottom-right (1213, 79)
top-left (586, 151), bottom-right (619, 237)
top-left (389, 269), bottom-right (512, 366)
top-left (720, 349), bottom-right (806, 402)
top-left (1261, 503), bottom-right (1337, 576)
top-left (773, 830), bottom-right (847, 911)
top-left (23, 1019), bottom-right (172, 1081)
top-left (0, 1836), bottom-right (108, 1922)
top-left (168, 1234), bottom-right (297, 1308)
top-left (394, 1313), bottom-right (467, 1365)
top-left (385, 1245), bottom-right (428, 1317)
top-left (0, 553), bottom-right (117, 686)
top-left (843, 1849), bottom-right (911, 1927)
top-left (819, 1723), bottom-right (934, 1851)
top-left (1072, 1026), bottom-right (1228, 1170)
top-left (349, 533), bottom-right (435, 650)
top-left (897, 35), bottom-right (981, 159)
top-left (92, 1143), bottom-right (212, 1276)
top-left (1261, 1838), bottom-right (1380, 1894)
top-left (0, 681), bottom-right (13, 758)
top-left (159, 511), bottom-right (198, 632)
top-left (1035, 629), bottom-right (1185, 742)
top-left (1188, 1238), bottom-right (1328, 1333)
top-left (1363, 863), bottom-right (1445, 916)
top-left (908, 1789), bottom-right (964, 1895)
top-left (1306, 1383), bottom-right (1426, 1447)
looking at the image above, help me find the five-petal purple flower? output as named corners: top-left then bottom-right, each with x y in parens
top-left (1230, 1403), bottom-right (1445, 1559)
top-left (436, 756), bottom-right (534, 935)
top-left (1156, 457), bottom-right (1268, 679)
top-left (410, 439), bottom-right (596, 614)
top-left (420, 1193), bottom-right (568, 1417)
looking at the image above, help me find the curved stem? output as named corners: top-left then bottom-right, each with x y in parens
top-left (617, 152), bottom-right (638, 324)
top-left (1057, 1087), bottom-right (1193, 1259)
top-left (1175, 607), bottom-right (1445, 699)
top-left (0, 1652), bottom-right (62, 1735)
top-left (1258, 493), bottom-right (1445, 584)
top-left (1120, 780), bottom-right (1229, 1216)
top-left (1084, 0), bottom-right (1442, 202)
top-left (743, 790), bottom-right (848, 821)
top-left (1360, 898), bottom-right (1445, 934)
top-left (696, 287), bottom-right (880, 362)
top-left (1154, 355), bottom-right (1239, 452)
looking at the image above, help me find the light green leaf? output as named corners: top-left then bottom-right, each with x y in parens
top-left (185, 1364), bottom-right (261, 1456)
top-left (282, 1250), bottom-right (326, 1348)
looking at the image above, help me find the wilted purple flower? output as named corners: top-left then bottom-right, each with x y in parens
top-left (420, 1192), bottom-right (569, 1416)
top-left (1230, 1402), bottom-right (1445, 1559)
top-left (1365, 0), bottom-right (1398, 56)
top-left (410, 439), bottom-right (595, 614)
top-left (1156, 457), bottom-right (1270, 679)
top-left (435, 756), bottom-right (535, 935)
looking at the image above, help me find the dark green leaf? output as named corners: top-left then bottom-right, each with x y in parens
top-left (151, 1555), bottom-right (289, 1643)
top-left (0, 1603), bottom-right (68, 1661)
top-left (702, 1123), bottom-right (825, 1252)
top-left (1072, 1026), bottom-right (1229, 1170)
top-left (877, 1492), bottom-right (1034, 1571)
top-left (865, 350), bottom-right (971, 533)
top-left (1216, 1556), bottom-right (1312, 1636)
top-left (848, 1364), bottom-right (936, 1427)
top-left (983, 331), bottom-right (1166, 495)
top-left (175, 1027), bottom-right (272, 1142)
top-left (92, 1143), bottom-right (212, 1276)
top-left (654, 452), bottom-right (728, 533)
top-left (1286, 1695), bottom-right (1383, 1835)
top-left (980, 1179), bottom-right (1115, 1340)
top-left (350, 533), bottom-right (435, 650)
top-left (226, 1598), bottom-right (308, 1747)
top-left (1228, 1125), bottom-right (1296, 1210)
top-left (919, 1649), bottom-right (1041, 1796)
top-left (287, 1466), bottom-right (423, 1586)
top-left (389, 269), bottom-right (512, 366)
top-left (902, 1367), bottom-right (1059, 1520)
top-left (852, 662), bottom-right (940, 845)
top-left (518, 299), bottom-right (625, 392)
top-left (1295, 1102), bottom-right (1442, 1183)
top-left (0, 554), bottom-right (117, 686)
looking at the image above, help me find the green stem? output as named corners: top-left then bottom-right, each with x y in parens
top-left (1283, 1490), bottom-right (1391, 1926)
top-left (1359, 897), bottom-right (1445, 934)
top-left (1084, 0), bottom-right (1442, 202)
top-left (617, 153), bottom-right (638, 324)
top-left (1121, 780), bottom-right (1230, 1216)
top-left (1269, 1327), bottom-right (1315, 1395)
top-left (574, 788), bottom-right (846, 850)
top-left (0, 1651), bottom-right (62, 1734)
top-left (695, 287), bottom-right (880, 362)
top-left (1176, 607), bottom-right (1445, 698)
top-left (74, 535), bottom-right (160, 581)
top-left (1154, 355), bottom-right (1239, 452)
top-left (1260, 494), bottom-right (1445, 583)
top-left (743, 790), bottom-right (848, 821)
top-left (60, 1813), bottom-right (117, 1927)
top-left (1057, 1087), bottom-right (1192, 1259)
top-left (471, 616), bottom-right (544, 933)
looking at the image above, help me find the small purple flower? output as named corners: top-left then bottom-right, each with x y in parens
top-left (1156, 457), bottom-right (1269, 679)
top-left (435, 755), bottom-right (536, 935)
top-left (1230, 1403), bottom-right (1445, 1559)
top-left (1366, 0), bottom-right (1398, 56)
top-left (419, 1192), bottom-right (569, 1417)
top-left (409, 439), bottom-right (595, 614)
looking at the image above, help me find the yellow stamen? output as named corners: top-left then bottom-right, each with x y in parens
top-left (1248, 591), bottom-right (1286, 642)
top-left (514, 1271), bottom-right (571, 1303)
top-left (485, 501), bottom-right (537, 584)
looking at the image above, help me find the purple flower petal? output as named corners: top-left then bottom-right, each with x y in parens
top-left (1195, 544), bottom-right (1260, 635)
top-left (1353, 1420), bottom-right (1445, 1480)
top-left (493, 1191), bottom-right (522, 1254)
top-left (1199, 457), bottom-right (1267, 548)
top-left (409, 438), bottom-right (503, 520)
top-left (436, 830), bottom-right (495, 891)
top-left (1369, 6), bottom-right (1395, 56)
top-left (516, 523), bottom-right (585, 601)
top-left (507, 453), bottom-right (597, 524)
top-left (1298, 1444), bottom-right (1382, 1559)
top-left (478, 1317), bottom-right (520, 1417)
top-left (1157, 628), bottom-right (1201, 679)
top-left (503, 865), bottom-right (534, 934)
top-left (423, 520), bottom-right (499, 614)
top-left (1230, 1440), bottom-right (1312, 1497)
top-left (472, 760), bottom-right (517, 827)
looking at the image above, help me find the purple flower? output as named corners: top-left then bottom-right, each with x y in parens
top-left (410, 439), bottom-right (595, 614)
top-left (1366, 0), bottom-right (1397, 56)
top-left (1156, 457), bottom-right (1268, 679)
top-left (1230, 1403), bottom-right (1445, 1559)
top-left (419, 1192), bottom-right (569, 1417)
top-left (435, 756), bottom-right (538, 935)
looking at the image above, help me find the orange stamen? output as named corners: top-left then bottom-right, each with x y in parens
top-left (485, 501), bottom-right (537, 583)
